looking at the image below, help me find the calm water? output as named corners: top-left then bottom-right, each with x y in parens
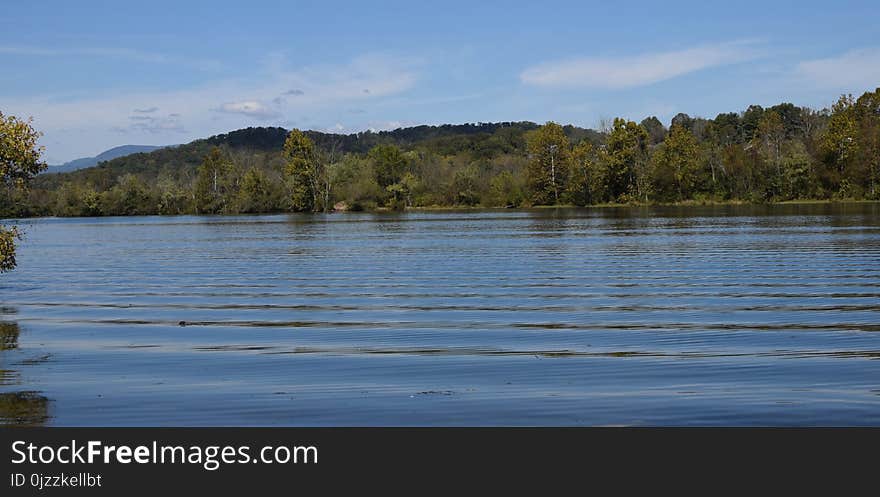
top-left (1, 204), bottom-right (879, 426)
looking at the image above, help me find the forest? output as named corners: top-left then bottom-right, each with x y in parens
top-left (3, 87), bottom-right (879, 218)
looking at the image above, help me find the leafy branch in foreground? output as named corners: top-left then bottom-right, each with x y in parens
top-left (1, 111), bottom-right (46, 272)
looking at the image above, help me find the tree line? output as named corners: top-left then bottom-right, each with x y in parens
top-left (3, 88), bottom-right (879, 222)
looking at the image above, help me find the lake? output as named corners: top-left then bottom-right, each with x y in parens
top-left (1, 204), bottom-right (879, 425)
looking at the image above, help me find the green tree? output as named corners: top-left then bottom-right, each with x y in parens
top-left (284, 129), bottom-right (318, 212)
top-left (54, 182), bottom-right (100, 216)
top-left (488, 170), bottom-right (524, 207)
top-left (640, 116), bottom-right (667, 145)
top-left (1, 112), bottom-right (46, 272)
top-left (704, 113), bottom-right (744, 193)
top-left (369, 144), bottom-right (407, 189)
top-left (568, 141), bottom-right (600, 205)
top-left (194, 147), bottom-right (238, 213)
top-left (722, 143), bottom-right (757, 200)
top-left (709, 113), bottom-right (743, 145)
top-left (741, 104), bottom-right (765, 141)
top-left (236, 167), bottom-right (277, 213)
top-left (819, 95), bottom-right (858, 195)
top-left (670, 113), bottom-right (693, 132)
top-left (399, 171), bottom-right (421, 207)
top-left (333, 154), bottom-right (382, 210)
top-left (282, 129), bottom-right (319, 212)
top-left (451, 165), bottom-right (480, 205)
top-left (316, 142), bottom-right (343, 212)
top-left (853, 88), bottom-right (880, 198)
top-left (368, 144), bottom-right (408, 208)
top-left (605, 118), bottom-right (649, 202)
top-left (767, 103), bottom-right (804, 138)
top-left (650, 124), bottom-right (701, 202)
top-left (102, 174), bottom-right (153, 215)
top-left (283, 130), bottom-right (339, 212)
top-left (0, 227), bottom-right (18, 273)
top-left (1, 113), bottom-right (45, 189)
top-left (526, 122), bottom-right (570, 205)
top-left (156, 176), bottom-right (190, 215)
top-left (780, 142), bottom-right (814, 199)
top-left (754, 111), bottom-right (786, 197)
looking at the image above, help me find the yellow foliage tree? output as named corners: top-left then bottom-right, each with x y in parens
top-left (1, 111), bottom-right (46, 272)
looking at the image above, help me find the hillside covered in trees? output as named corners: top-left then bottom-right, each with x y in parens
top-left (3, 88), bottom-right (879, 218)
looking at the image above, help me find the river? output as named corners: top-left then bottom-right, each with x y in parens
top-left (1, 204), bottom-right (879, 425)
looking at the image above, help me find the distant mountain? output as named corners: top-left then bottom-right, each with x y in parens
top-left (45, 145), bottom-right (167, 174)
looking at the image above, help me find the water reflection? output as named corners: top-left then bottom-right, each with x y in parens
top-left (0, 321), bottom-right (19, 350)
top-left (0, 320), bottom-right (51, 426)
top-left (1, 204), bottom-right (879, 425)
top-left (0, 391), bottom-right (50, 426)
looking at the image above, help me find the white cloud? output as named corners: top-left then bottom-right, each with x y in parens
top-left (796, 48), bottom-right (880, 91)
top-left (520, 41), bottom-right (761, 89)
top-left (214, 101), bottom-right (280, 120)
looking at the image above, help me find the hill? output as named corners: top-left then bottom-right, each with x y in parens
top-left (34, 122), bottom-right (590, 192)
top-left (44, 145), bottom-right (168, 174)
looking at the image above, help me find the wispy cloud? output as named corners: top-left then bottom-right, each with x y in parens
top-left (273, 54), bottom-right (419, 104)
top-left (520, 41), bottom-right (762, 89)
top-left (0, 45), bottom-right (221, 70)
top-left (133, 107), bottom-right (158, 113)
top-left (214, 101), bottom-right (281, 120)
top-left (117, 112), bottom-right (185, 134)
top-left (272, 89), bottom-right (304, 106)
top-left (796, 48), bottom-right (880, 91)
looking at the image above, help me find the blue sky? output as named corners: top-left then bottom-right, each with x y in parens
top-left (1, 1), bottom-right (878, 163)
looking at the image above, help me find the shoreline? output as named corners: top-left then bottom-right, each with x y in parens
top-left (342, 198), bottom-right (880, 213)
top-left (4, 199), bottom-right (879, 222)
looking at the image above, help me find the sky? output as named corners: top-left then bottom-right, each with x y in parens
top-left (1, 1), bottom-right (879, 164)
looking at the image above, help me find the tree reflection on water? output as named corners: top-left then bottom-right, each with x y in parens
top-left (0, 321), bottom-right (50, 426)
top-left (1, 321), bottom-right (19, 350)
top-left (0, 391), bottom-right (50, 425)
